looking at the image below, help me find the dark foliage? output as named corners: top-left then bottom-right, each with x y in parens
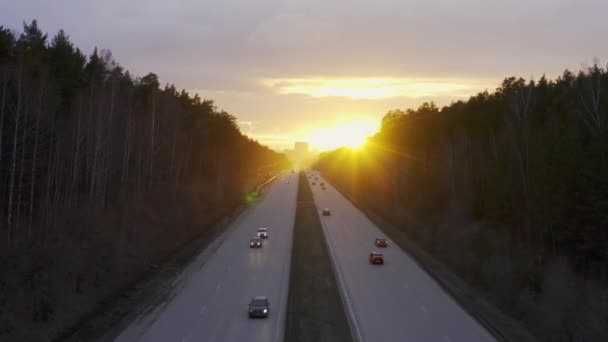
top-left (0, 21), bottom-right (288, 341)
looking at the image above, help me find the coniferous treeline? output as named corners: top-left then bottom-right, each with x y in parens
top-left (0, 20), bottom-right (287, 243)
top-left (0, 20), bottom-right (288, 340)
top-left (316, 65), bottom-right (608, 340)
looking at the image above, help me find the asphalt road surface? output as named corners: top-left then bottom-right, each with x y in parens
top-left (307, 171), bottom-right (496, 342)
top-left (114, 172), bottom-right (298, 342)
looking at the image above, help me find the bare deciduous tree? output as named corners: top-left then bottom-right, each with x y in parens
top-left (578, 61), bottom-right (604, 136)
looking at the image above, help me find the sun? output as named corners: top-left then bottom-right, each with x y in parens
top-left (307, 121), bottom-right (378, 151)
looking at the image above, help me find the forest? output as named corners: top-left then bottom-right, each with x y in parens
top-left (316, 65), bottom-right (608, 340)
top-left (0, 21), bottom-right (288, 340)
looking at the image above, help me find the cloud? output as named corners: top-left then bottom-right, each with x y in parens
top-left (237, 120), bottom-right (255, 133)
top-left (260, 77), bottom-right (489, 99)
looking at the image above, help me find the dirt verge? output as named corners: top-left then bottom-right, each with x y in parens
top-left (53, 203), bottom-right (248, 342)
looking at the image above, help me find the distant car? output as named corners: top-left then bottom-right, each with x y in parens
top-left (312, 182), bottom-right (316, 185)
top-left (322, 208), bottom-right (331, 216)
top-left (257, 227), bottom-right (268, 239)
top-left (375, 238), bottom-right (388, 247)
top-left (250, 238), bottom-right (262, 248)
top-left (369, 252), bottom-right (384, 264)
top-left (320, 182), bottom-right (325, 186)
top-left (321, 186), bottom-right (326, 190)
top-left (248, 296), bottom-right (270, 318)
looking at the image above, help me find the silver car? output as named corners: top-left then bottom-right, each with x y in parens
top-left (257, 227), bottom-right (268, 239)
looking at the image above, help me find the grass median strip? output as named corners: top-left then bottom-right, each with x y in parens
top-left (284, 172), bottom-right (353, 342)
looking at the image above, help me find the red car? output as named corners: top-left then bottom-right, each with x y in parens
top-left (369, 252), bottom-right (384, 264)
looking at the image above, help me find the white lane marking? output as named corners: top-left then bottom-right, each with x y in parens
top-left (200, 305), bottom-right (207, 315)
top-left (215, 282), bottom-right (221, 291)
top-left (420, 305), bottom-right (428, 314)
top-left (444, 336), bottom-right (453, 342)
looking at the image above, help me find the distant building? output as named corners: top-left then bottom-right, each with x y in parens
top-left (284, 141), bottom-right (316, 166)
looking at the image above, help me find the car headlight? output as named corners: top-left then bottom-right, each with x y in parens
top-left (263, 309), bottom-right (268, 313)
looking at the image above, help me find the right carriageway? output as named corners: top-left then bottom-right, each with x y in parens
top-left (307, 171), bottom-right (496, 342)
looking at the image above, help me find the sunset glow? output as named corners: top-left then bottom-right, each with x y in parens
top-left (304, 121), bottom-right (379, 150)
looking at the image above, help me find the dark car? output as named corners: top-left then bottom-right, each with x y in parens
top-left (248, 296), bottom-right (270, 318)
top-left (322, 208), bottom-right (331, 216)
top-left (375, 238), bottom-right (388, 247)
top-left (257, 227), bottom-right (268, 239)
top-left (250, 238), bottom-right (262, 248)
top-left (369, 252), bottom-right (384, 264)
top-left (312, 182), bottom-right (316, 185)
top-left (320, 182), bottom-right (325, 187)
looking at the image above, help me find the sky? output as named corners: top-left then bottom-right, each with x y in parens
top-left (2, 0), bottom-right (608, 150)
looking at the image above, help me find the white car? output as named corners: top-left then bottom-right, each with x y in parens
top-left (257, 227), bottom-right (268, 239)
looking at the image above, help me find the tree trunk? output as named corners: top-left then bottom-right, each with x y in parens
top-left (121, 93), bottom-right (132, 187)
top-left (72, 96), bottom-right (83, 206)
top-left (7, 66), bottom-right (23, 240)
top-left (0, 68), bottom-right (7, 176)
top-left (148, 91), bottom-right (156, 190)
top-left (29, 73), bottom-right (46, 236)
top-left (15, 108), bottom-right (28, 233)
top-left (102, 80), bottom-right (116, 207)
top-left (44, 119), bottom-right (54, 233)
top-left (0, 68), bottom-right (7, 238)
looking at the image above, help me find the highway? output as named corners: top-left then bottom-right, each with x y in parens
top-left (114, 172), bottom-right (298, 342)
top-left (307, 171), bottom-right (496, 342)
